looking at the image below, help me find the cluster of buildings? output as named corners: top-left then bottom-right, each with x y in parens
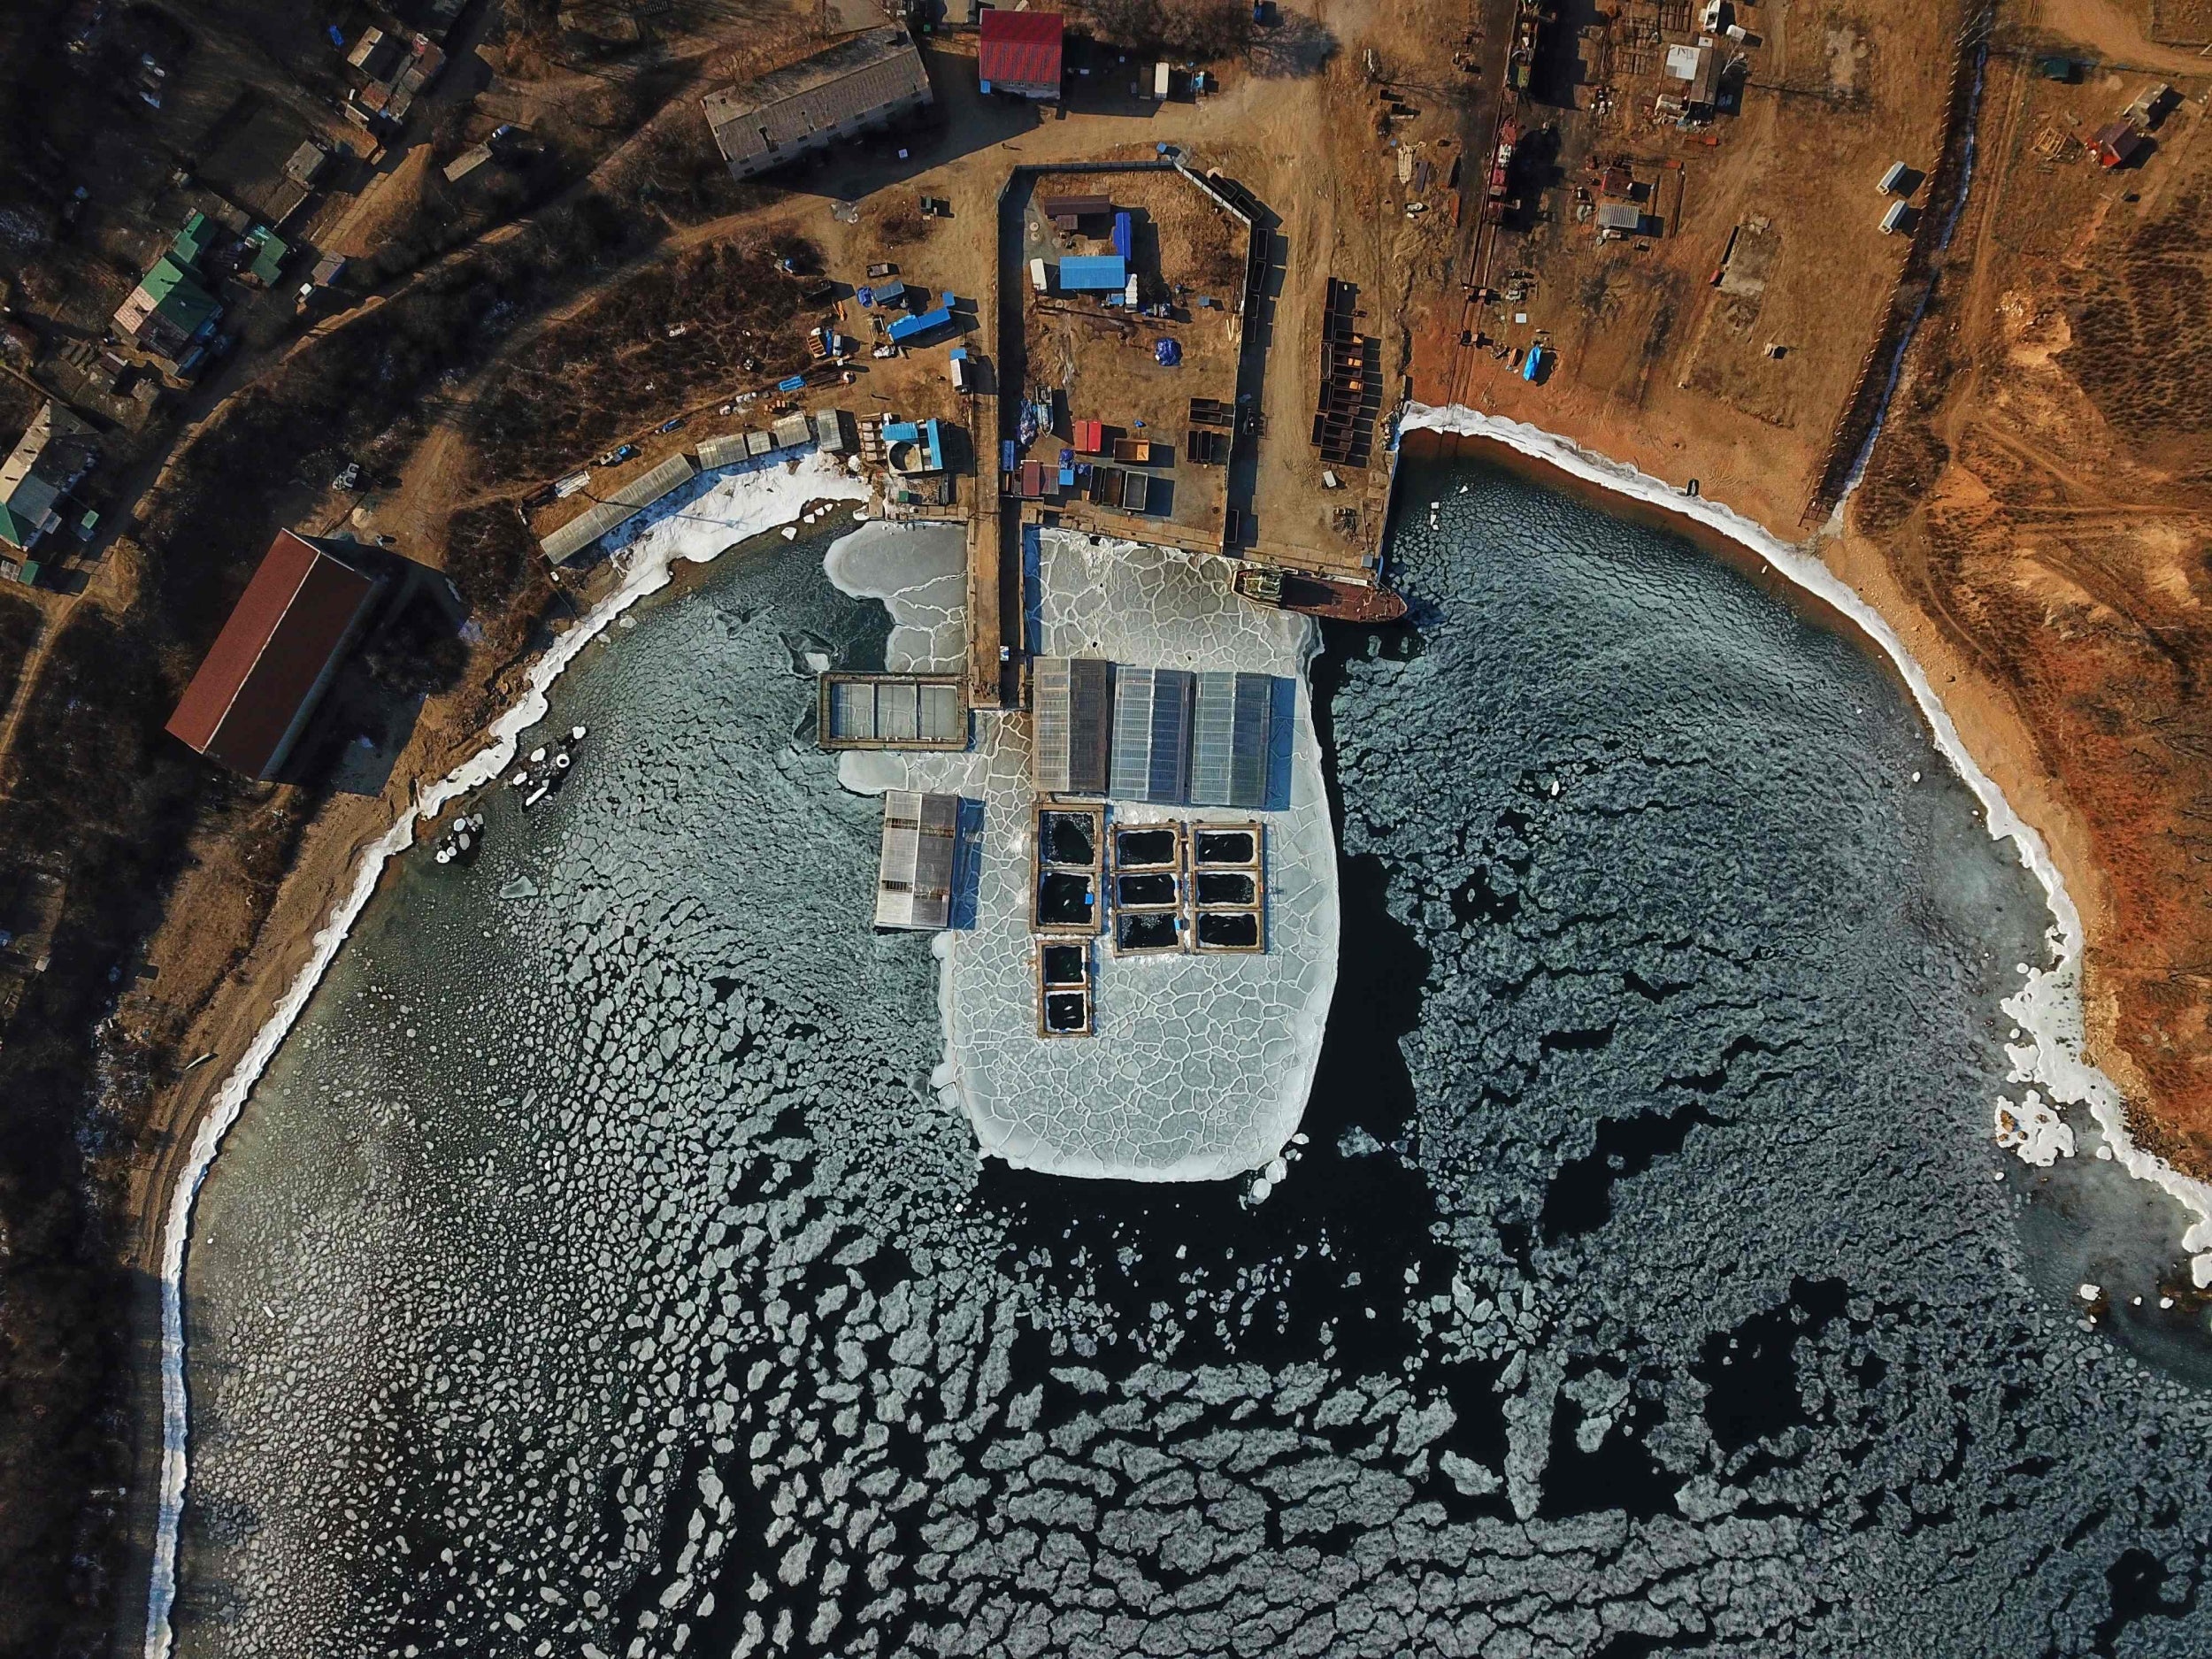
top-left (0, 403), bottom-right (100, 579)
top-left (1032, 657), bottom-right (1279, 811)
top-left (341, 24), bottom-right (449, 134)
top-left (2092, 81), bottom-right (2173, 171)
top-left (112, 211), bottom-right (228, 377)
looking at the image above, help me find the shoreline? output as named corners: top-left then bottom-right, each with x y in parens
top-left (1394, 402), bottom-right (2212, 1279)
top-left (133, 454), bottom-right (869, 1659)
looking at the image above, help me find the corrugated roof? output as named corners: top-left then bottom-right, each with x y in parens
top-left (1058, 255), bottom-right (1127, 291)
top-left (979, 9), bottom-right (1063, 93)
top-left (1190, 671), bottom-right (1274, 809)
top-left (1109, 666), bottom-right (1194, 804)
top-left (538, 453), bottom-right (698, 563)
top-left (695, 433), bottom-right (750, 470)
top-left (120, 257), bottom-right (221, 343)
top-left (166, 531), bottom-right (384, 778)
top-left (702, 27), bottom-right (932, 173)
top-left (1032, 656), bottom-right (1112, 794)
top-left (876, 788), bottom-right (961, 928)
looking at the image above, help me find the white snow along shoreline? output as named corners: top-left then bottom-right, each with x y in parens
top-left (137, 452), bottom-right (869, 1659)
top-left (1396, 401), bottom-right (2212, 1282)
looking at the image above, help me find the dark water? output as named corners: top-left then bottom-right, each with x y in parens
top-left (176, 463), bottom-right (2212, 1659)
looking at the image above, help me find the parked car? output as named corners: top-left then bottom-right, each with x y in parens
top-left (657, 416), bottom-right (686, 434)
top-left (594, 443), bottom-right (637, 466)
top-left (866, 262), bottom-right (898, 279)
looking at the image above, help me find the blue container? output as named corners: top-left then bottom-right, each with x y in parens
top-left (1001, 440), bottom-right (1018, 473)
top-left (778, 374), bottom-right (806, 392)
top-left (1522, 345), bottom-right (1544, 382)
top-left (1112, 211), bottom-right (1133, 259)
top-left (1059, 255), bottom-right (1128, 292)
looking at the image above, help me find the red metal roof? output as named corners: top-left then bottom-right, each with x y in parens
top-left (979, 9), bottom-right (1064, 94)
top-left (167, 530), bottom-right (382, 779)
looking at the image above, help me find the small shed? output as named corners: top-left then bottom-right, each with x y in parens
top-left (2093, 119), bottom-right (2143, 168)
top-left (1596, 203), bottom-right (1650, 236)
top-left (1040, 194), bottom-right (1112, 222)
top-left (285, 141), bottom-right (330, 187)
top-left (442, 142), bottom-right (495, 183)
top-left (1073, 419), bottom-right (1106, 454)
top-left (1879, 200), bottom-right (1914, 234)
top-left (1878, 161), bottom-right (1910, 196)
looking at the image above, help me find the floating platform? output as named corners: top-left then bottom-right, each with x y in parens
top-left (818, 673), bottom-right (968, 750)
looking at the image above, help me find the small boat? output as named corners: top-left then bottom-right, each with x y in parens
top-left (1234, 565), bottom-right (1407, 624)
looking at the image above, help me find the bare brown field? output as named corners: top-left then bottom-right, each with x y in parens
top-left (1845, 45), bottom-right (2212, 1175)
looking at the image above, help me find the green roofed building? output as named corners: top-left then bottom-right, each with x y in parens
top-left (0, 401), bottom-right (99, 557)
top-left (114, 253), bottom-right (223, 366)
top-left (242, 225), bottom-right (288, 288)
top-left (173, 210), bottom-right (217, 270)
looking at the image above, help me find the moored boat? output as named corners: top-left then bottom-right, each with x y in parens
top-left (1233, 565), bottom-right (1408, 624)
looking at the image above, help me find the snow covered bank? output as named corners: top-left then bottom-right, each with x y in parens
top-left (1397, 402), bottom-right (2212, 1278)
top-left (140, 452), bottom-right (867, 1659)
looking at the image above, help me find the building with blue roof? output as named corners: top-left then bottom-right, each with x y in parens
top-left (1058, 255), bottom-right (1127, 292)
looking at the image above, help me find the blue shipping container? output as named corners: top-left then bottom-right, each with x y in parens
top-left (1059, 255), bottom-right (1128, 292)
top-left (886, 305), bottom-right (951, 342)
top-left (778, 374), bottom-right (807, 392)
top-left (1001, 440), bottom-right (1018, 473)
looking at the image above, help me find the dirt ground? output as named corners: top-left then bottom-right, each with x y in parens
top-left (1840, 39), bottom-right (2212, 1175)
top-left (1016, 166), bottom-right (1248, 541)
top-left (1409, 0), bottom-right (1963, 531)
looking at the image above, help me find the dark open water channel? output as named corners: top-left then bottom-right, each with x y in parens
top-left (173, 457), bottom-right (2212, 1658)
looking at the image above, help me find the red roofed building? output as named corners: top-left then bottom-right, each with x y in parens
top-left (167, 531), bottom-right (388, 780)
top-left (979, 9), bottom-right (1063, 100)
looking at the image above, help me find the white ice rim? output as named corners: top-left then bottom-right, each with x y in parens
top-left (1399, 401), bottom-right (2212, 1275)
top-left (137, 451), bottom-right (870, 1659)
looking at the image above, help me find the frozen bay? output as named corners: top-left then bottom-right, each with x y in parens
top-left (172, 464), bottom-right (2212, 1658)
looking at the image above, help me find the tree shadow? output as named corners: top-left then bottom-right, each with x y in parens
top-left (1248, 10), bottom-right (1339, 79)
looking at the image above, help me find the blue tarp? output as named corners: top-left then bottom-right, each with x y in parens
top-left (1112, 211), bottom-right (1133, 258)
top-left (1059, 255), bottom-right (1127, 291)
top-left (1522, 345), bottom-right (1544, 382)
top-left (887, 305), bottom-right (951, 342)
top-left (1154, 338), bottom-right (1182, 367)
